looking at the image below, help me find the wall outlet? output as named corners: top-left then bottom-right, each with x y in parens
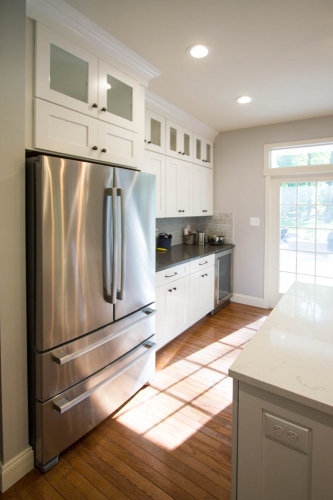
top-left (250, 217), bottom-right (260, 226)
top-left (264, 412), bottom-right (309, 453)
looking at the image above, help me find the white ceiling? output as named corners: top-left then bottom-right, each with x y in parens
top-left (64, 0), bottom-right (333, 132)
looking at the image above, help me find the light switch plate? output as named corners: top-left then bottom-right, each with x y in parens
top-left (250, 217), bottom-right (260, 226)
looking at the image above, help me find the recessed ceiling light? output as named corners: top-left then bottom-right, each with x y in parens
top-left (236, 95), bottom-right (252, 104)
top-left (188, 44), bottom-right (210, 58)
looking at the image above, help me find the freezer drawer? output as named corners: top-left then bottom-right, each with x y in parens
top-left (35, 338), bottom-right (155, 470)
top-left (35, 306), bottom-right (156, 402)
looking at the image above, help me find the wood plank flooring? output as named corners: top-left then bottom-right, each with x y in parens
top-left (3, 302), bottom-right (270, 499)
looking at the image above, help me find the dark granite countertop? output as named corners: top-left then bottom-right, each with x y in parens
top-left (156, 243), bottom-right (235, 272)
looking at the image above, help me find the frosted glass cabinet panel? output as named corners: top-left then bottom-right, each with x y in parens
top-left (144, 110), bottom-right (165, 153)
top-left (35, 23), bottom-right (141, 132)
top-left (193, 133), bottom-right (213, 168)
top-left (35, 23), bottom-right (98, 117)
top-left (50, 44), bottom-right (89, 104)
top-left (98, 60), bottom-right (141, 132)
top-left (166, 120), bottom-right (193, 161)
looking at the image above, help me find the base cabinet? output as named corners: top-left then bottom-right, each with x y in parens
top-left (155, 255), bottom-right (214, 349)
top-left (155, 275), bottom-right (190, 348)
top-left (233, 381), bottom-right (333, 500)
top-left (189, 265), bottom-right (214, 326)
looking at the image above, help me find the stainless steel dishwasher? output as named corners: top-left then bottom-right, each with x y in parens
top-left (212, 247), bottom-right (233, 313)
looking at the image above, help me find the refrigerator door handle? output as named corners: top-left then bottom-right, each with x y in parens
top-left (53, 340), bottom-right (156, 414)
top-left (104, 187), bottom-right (118, 304)
top-left (117, 188), bottom-right (126, 300)
top-left (52, 307), bottom-right (156, 365)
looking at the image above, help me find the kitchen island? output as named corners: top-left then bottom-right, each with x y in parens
top-left (229, 282), bottom-right (333, 500)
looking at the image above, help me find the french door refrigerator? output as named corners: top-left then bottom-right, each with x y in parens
top-left (26, 155), bottom-right (156, 472)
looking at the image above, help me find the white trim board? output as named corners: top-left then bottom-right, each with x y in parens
top-left (26, 0), bottom-right (161, 85)
top-left (0, 447), bottom-right (34, 492)
top-left (231, 293), bottom-right (269, 309)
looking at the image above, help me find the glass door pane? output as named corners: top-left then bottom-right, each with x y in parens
top-left (50, 44), bottom-right (89, 103)
top-left (150, 118), bottom-right (161, 147)
top-left (279, 181), bottom-right (333, 292)
top-left (170, 127), bottom-right (177, 152)
top-left (196, 139), bottom-right (201, 160)
top-left (106, 75), bottom-right (133, 121)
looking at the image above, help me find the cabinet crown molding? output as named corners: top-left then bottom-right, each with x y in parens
top-left (146, 90), bottom-right (219, 141)
top-left (26, 0), bottom-right (162, 84)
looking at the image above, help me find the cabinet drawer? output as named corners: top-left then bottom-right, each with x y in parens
top-left (189, 254), bottom-right (214, 274)
top-left (156, 262), bottom-right (189, 287)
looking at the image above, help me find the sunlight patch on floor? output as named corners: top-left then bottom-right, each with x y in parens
top-left (114, 317), bottom-right (267, 450)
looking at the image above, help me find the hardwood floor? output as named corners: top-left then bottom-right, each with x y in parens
top-left (3, 302), bottom-right (270, 499)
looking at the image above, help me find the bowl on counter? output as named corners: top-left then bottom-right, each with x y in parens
top-left (208, 235), bottom-right (224, 245)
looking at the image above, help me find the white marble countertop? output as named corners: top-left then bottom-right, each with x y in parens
top-left (229, 282), bottom-right (333, 416)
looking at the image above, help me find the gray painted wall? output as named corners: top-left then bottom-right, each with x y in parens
top-left (214, 115), bottom-right (333, 300)
top-left (0, 0), bottom-right (30, 467)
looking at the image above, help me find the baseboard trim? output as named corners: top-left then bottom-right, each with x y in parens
top-left (1, 447), bottom-right (34, 492)
top-left (231, 293), bottom-right (269, 309)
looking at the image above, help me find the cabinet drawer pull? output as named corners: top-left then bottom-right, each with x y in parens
top-left (199, 261), bottom-right (208, 265)
top-left (165, 272), bottom-right (177, 278)
top-left (202, 210), bottom-right (207, 212)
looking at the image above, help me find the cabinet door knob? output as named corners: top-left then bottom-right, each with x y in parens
top-left (147, 141), bottom-right (152, 144)
top-left (182, 152), bottom-right (185, 155)
top-left (173, 287), bottom-right (177, 290)
top-left (168, 289), bottom-right (173, 292)
top-left (101, 148), bottom-right (107, 153)
top-left (178, 151), bottom-right (182, 154)
top-left (101, 107), bottom-right (107, 112)
top-left (92, 103), bottom-right (98, 108)
top-left (92, 146), bottom-right (98, 150)
top-left (202, 210), bottom-right (207, 212)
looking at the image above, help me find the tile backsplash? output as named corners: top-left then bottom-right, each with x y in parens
top-left (156, 212), bottom-right (234, 246)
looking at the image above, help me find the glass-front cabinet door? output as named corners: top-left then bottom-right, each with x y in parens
top-left (35, 23), bottom-right (98, 117)
top-left (35, 23), bottom-right (141, 132)
top-left (166, 120), bottom-right (193, 162)
top-left (144, 110), bottom-right (165, 153)
top-left (98, 60), bottom-right (141, 132)
top-left (193, 133), bottom-right (213, 168)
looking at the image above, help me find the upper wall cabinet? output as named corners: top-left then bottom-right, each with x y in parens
top-left (35, 23), bottom-right (141, 133)
top-left (193, 133), bottom-right (213, 168)
top-left (166, 120), bottom-right (193, 162)
top-left (144, 110), bottom-right (165, 154)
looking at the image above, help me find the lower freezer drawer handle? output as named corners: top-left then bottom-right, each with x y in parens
top-left (53, 341), bottom-right (156, 414)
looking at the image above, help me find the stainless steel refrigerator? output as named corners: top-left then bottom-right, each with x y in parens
top-left (26, 155), bottom-right (156, 472)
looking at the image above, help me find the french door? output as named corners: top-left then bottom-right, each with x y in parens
top-left (268, 175), bottom-right (333, 306)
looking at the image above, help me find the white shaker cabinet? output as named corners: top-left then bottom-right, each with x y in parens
top-left (155, 263), bottom-right (190, 349)
top-left (143, 150), bottom-right (166, 218)
top-left (166, 119), bottom-right (193, 162)
top-left (144, 109), bottom-right (165, 154)
top-left (165, 157), bottom-right (193, 217)
top-left (188, 256), bottom-right (214, 326)
top-left (193, 164), bottom-right (213, 216)
top-left (193, 133), bottom-right (213, 168)
top-left (35, 99), bottom-right (140, 169)
top-left (35, 23), bottom-right (141, 133)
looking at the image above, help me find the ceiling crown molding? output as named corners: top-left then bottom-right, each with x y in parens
top-left (26, 0), bottom-right (162, 83)
top-left (146, 90), bottom-right (219, 140)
